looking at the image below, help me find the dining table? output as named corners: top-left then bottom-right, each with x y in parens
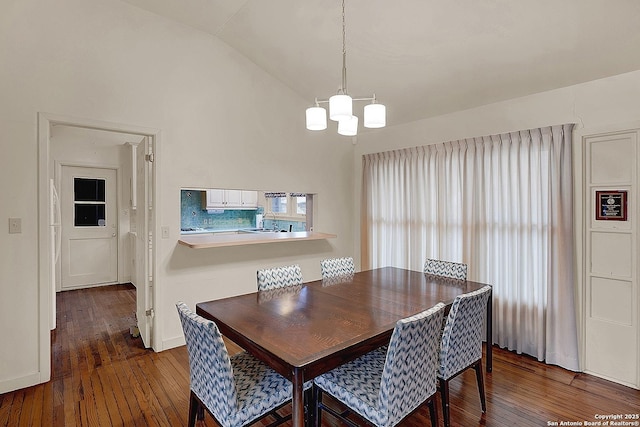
top-left (196, 266), bottom-right (493, 427)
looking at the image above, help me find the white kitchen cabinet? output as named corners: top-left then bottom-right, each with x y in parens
top-left (204, 189), bottom-right (225, 208)
top-left (241, 190), bottom-right (258, 208)
top-left (203, 189), bottom-right (256, 209)
top-left (225, 190), bottom-right (242, 207)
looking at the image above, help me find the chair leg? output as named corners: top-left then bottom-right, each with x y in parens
top-left (312, 385), bottom-right (322, 427)
top-left (305, 387), bottom-right (315, 427)
top-left (427, 396), bottom-right (438, 427)
top-left (439, 378), bottom-right (451, 427)
top-left (474, 360), bottom-right (487, 413)
top-left (188, 391), bottom-right (199, 427)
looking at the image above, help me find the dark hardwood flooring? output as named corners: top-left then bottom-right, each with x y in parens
top-left (1, 284), bottom-right (638, 426)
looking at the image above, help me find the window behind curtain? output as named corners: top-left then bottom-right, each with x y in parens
top-left (361, 124), bottom-right (578, 371)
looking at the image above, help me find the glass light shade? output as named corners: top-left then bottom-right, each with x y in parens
top-left (337, 115), bottom-right (358, 136)
top-left (305, 106), bottom-right (327, 130)
top-left (364, 103), bottom-right (386, 128)
top-left (329, 94), bottom-right (352, 121)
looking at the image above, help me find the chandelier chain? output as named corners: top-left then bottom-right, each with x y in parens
top-left (341, 0), bottom-right (347, 94)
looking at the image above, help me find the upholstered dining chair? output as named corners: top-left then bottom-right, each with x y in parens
top-left (438, 285), bottom-right (492, 427)
top-left (320, 257), bottom-right (355, 279)
top-left (176, 302), bottom-right (300, 427)
top-left (256, 264), bottom-right (303, 291)
top-left (424, 258), bottom-right (468, 280)
top-left (313, 303), bottom-right (446, 427)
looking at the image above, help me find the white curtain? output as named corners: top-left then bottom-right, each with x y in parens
top-left (361, 124), bottom-right (579, 370)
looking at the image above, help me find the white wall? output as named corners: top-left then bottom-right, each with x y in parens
top-left (0, 0), bottom-right (354, 393)
top-left (355, 70), bottom-right (640, 157)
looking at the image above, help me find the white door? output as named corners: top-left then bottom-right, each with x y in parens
top-left (61, 166), bottom-right (118, 289)
top-left (584, 129), bottom-right (639, 389)
top-left (135, 138), bottom-right (153, 348)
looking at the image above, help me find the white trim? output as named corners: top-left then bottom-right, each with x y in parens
top-left (37, 112), bottom-right (161, 389)
top-left (41, 112), bottom-right (159, 137)
top-left (0, 372), bottom-right (42, 394)
top-left (575, 119), bottom-right (640, 138)
top-left (572, 126), bottom-right (585, 372)
top-left (162, 336), bottom-right (186, 351)
top-left (584, 369), bottom-right (638, 391)
top-left (37, 115), bottom-right (52, 384)
top-left (574, 120), bottom-right (640, 372)
top-left (574, 120), bottom-right (640, 389)
top-left (57, 281), bottom-right (122, 292)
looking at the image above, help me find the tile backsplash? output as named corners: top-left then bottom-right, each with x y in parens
top-left (263, 219), bottom-right (306, 232)
top-left (181, 190), bottom-right (256, 230)
top-left (180, 189), bottom-right (307, 232)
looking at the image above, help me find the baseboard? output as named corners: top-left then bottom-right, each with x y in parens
top-left (59, 281), bottom-right (121, 291)
top-left (584, 369), bottom-right (639, 390)
top-left (162, 335), bottom-right (185, 351)
top-left (0, 372), bottom-right (42, 394)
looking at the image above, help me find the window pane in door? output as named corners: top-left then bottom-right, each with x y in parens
top-left (75, 204), bottom-right (106, 227)
top-left (74, 178), bottom-right (106, 202)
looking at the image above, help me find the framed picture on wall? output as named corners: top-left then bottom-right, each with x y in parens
top-left (595, 190), bottom-right (628, 221)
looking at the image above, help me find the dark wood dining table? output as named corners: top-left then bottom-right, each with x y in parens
top-left (196, 266), bottom-right (492, 427)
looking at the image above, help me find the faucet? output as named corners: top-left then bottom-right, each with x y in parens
top-left (264, 211), bottom-right (278, 231)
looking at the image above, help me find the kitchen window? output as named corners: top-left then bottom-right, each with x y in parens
top-left (268, 192), bottom-right (288, 214)
top-left (265, 192), bottom-right (309, 220)
top-left (293, 193), bottom-right (306, 215)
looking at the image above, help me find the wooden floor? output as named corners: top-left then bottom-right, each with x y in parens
top-left (1, 285), bottom-right (639, 427)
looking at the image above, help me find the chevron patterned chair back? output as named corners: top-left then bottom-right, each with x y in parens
top-left (176, 302), bottom-right (296, 427)
top-left (438, 285), bottom-right (492, 427)
top-left (423, 258), bottom-right (468, 280)
top-left (256, 264), bottom-right (303, 291)
top-left (313, 303), bottom-right (446, 427)
top-left (320, 257), bottom-right (355, 279)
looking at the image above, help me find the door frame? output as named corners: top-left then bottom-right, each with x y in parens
top-left (37, 112), bottom-right (161, 384)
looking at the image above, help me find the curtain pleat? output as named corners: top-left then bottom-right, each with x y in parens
top-left (361, 124), bottom-right (578, 370)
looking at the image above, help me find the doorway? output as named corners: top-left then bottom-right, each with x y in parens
top-left (60, 166), bottom-right (118, 289)
top-left (37, 113), bottom-right (159, 386)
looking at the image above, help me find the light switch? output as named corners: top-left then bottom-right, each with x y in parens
top-left (161, 226), bottom-right (170, 239)
top-left (9, 218), bottom-right (21, 234)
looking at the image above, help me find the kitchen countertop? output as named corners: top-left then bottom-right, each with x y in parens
top-left (180, 227), bottom-right (288, 235)
top-left (180, 227), bottom-right (236, 235)
top-left (178, 230), bottom-right (337, 249)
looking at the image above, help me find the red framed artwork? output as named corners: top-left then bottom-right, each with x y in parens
top-left (595, 190), bottom-right (628, 221)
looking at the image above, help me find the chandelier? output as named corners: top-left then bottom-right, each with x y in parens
top-left (305, 0), bottom-right (386, 136)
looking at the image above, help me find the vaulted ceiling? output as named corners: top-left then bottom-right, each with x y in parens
top-left (121, 0), bottom-right (640, 127)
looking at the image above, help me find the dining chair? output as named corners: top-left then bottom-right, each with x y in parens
top-left (256, 264), bottom-right (303, 291)
top-left (320, 257), bottom-right (355, 279)
top-left (438, 285), bottom-right (492, 427)
top-left (424, 258), bottom-right (468, 280)
top-left (313, 303), bottom-right (446, 427)
top-left (176, 302), bottom-right (299, 427)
